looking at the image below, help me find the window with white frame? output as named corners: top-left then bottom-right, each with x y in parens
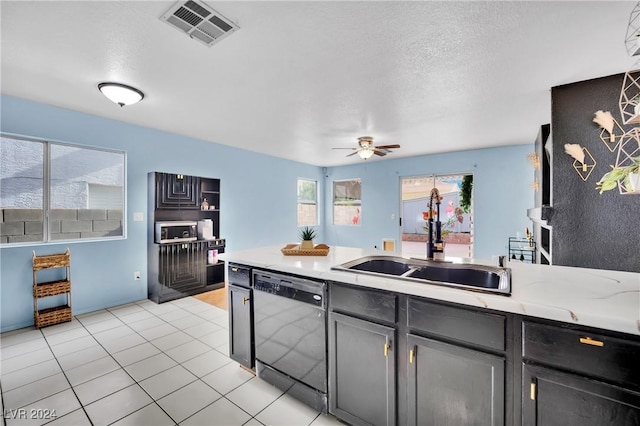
top-left (333, 179), bottom-right (361, 225)
top-left (297, 178), bottom-right (317, 226)
top-left (0, 134), bottom-right (126, 245)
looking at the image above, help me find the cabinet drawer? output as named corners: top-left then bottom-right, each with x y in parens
top-left (408, 298), bottom-right (505, 351)
top-left (523, 321), bottom-right (640, 390)
top-left (228, 263), bottom-right (251, 288)
top-left (330, 283), bottom-right (397, 325)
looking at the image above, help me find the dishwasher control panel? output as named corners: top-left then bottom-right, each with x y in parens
top-left (253, 271), bottom-right (325, 308)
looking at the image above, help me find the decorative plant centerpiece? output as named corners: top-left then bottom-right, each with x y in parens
top-left (298, 226), bottom-right (317, 250)
top-left (596, 155), bottom-right (640, 194)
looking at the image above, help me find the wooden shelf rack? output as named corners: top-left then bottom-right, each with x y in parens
top-left (33, 249), bottom-right (72, 328)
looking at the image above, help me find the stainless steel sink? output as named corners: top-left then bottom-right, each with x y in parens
top-left (332, 256), bottom-right (511, 295)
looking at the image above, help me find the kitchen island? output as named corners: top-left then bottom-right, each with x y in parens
top-left (221, 245), bottom-right (639, 335)
top-left (221, 245), bottom-right (640, 426)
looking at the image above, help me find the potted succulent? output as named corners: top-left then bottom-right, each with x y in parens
top-left (298, 226), bottom-right (317, 250)
top-left (596, 156), bottom-right (640, 194)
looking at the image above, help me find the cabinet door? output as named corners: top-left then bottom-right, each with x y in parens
top-left (523, 364), bottom-right (640, 426)
top-left (407, 334), bottom-right (505, 426)
top-left (329, 312), bottom-right (396, 426)
top-left (156, 173), bottom-right (201, 210)
top-left (159, 243), bottom-right (205, 292)
top-left (229, 284), bottom-right (253, 368)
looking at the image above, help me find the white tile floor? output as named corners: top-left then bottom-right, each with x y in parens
top-left (0, 297), bottom-right (344, 426)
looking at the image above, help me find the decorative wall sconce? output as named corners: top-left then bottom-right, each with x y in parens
top-left (593, 110), bottom-right (623, 152)
top-left (564, 143), bottom-right (596, 181)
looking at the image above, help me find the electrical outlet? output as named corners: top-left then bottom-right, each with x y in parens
top-left (134, 271), bottom-right (141, 280)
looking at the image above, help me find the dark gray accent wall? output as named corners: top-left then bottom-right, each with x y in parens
top-left (551, 73), bottom-right (639, 273)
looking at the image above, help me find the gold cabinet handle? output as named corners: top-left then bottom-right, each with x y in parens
top-left (241, 297), bottom-right (249, 305)
top-left (409, 349), bottom-right (415, 364)
top-left (579, 337), bottom-right (604, 347)
top-left (530, 382), bottom-right (536, 400)
top-left (384, 342), bottom-right (390, 357)
top-left (231, 267), bottom-right (239, 272)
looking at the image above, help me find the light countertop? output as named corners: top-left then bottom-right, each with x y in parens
top-left (220, 245), bottom-right (640, 336)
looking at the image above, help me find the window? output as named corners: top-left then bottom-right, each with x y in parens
top-left (1, 134), bottom-right (126, 245)
top-left (333, 179), bottom-right (361, 225)
top-left (297, 178), bottom-right (317, 226)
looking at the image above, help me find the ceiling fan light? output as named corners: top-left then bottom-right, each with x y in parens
top-left (358, 148), bottom-right (374, 160)
top-left (98, 82), bottom-right (144, 107)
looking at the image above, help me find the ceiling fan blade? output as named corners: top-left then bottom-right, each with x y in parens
top-left (373, 144), bottom-right (400, 149)
top-left (332, 147), bottom-right (357, 150)
top-left (346, 151), bottom-right (359, 157)
top-left (373, 150), bottom-right (387, 156)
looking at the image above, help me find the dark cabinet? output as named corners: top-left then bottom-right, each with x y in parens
top-left (228, 263), bottom-right (254, 369)
top-left (158, 242), bottom-right (205, 292)
top-left (522, 319), bottom-right (640, 425)
top-left (523, 364), bottom-right (640, 426)
top-left (327, 283), bottom-right (510, 426)
top-left (329, 311), bottom-right (396, 426)
top-left (406, 297), bottom-right (507, 426)
top-left (229, 284), bottom-right (253, 368)
top-left (156, 173), bottom-right (201, 210)
top-left (407, 333), bottom-right (505, 426)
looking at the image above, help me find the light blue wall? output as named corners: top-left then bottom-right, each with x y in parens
top-left (323, 145), bottom-right (535, 259)
top-left (1, 95), bottom-right (534, 332)
top-left (0, 95), bottom-right (323, 332)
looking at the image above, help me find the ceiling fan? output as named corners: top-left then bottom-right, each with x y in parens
top-left (333, 136), bottom-right (401, 160)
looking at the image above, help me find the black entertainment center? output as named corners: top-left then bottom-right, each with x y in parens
top-left (147, 172), bottom-right (226, 303)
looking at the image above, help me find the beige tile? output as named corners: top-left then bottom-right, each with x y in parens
top-left (112, 342), bottom-right (161, 366)
top-left (47, 408), bottom-right (91, 426)
top-left (74, 369), bottom-right (136, 405)
top-left (180, 397), bottom-right (251, 426)
top-left (255, 393), bottom-right (319, 426)
top-left (157, 380), bottom-right (221, 423)
top-left (182, 349), bottom-right (232, 378)
top-left (84, 384), bottom-right (152, 425)
top-left (111, 403), bottom-right (175, 426)
top-left (124, 353), bottom-right (177, 382)
top-left (5, 389), bottom-right (81, 426)
top-left (65, 356), bottom-right (120, 386)
top-left (201, 362), bottom-right (254, 395)
top-left (2, 373), bottom-right (69, 410)
top-left (139, 365), bottom-right (197, 400)
top-left (0, 359), bottom-right (61, 392)
top-left (226, 378), bottom-right (284, 416)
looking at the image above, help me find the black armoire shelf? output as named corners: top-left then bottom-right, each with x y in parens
top-left (148, 172), bottom-right (225, 303)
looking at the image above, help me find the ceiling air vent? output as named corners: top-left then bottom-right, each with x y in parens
top-left (160, 0), bottom-right (239, 47)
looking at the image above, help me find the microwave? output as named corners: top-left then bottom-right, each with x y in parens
top-left (155, 221), bottom-right (197, 244)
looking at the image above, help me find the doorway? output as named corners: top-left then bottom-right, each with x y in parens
top-left (400, 174), bottom-right (473, 259)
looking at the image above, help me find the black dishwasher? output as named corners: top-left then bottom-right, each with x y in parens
top-left (253, 270), bottom-right (327, 412)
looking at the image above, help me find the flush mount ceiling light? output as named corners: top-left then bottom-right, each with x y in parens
top-left (98, 82), bottom-right (144, 107)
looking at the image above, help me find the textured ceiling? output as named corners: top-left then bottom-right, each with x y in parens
top-left (0, 1), bottom-right (635, 166)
